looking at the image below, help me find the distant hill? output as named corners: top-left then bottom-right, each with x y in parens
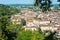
top-left (4, 3), bottom-right (60, 7)
top-left (5, 4), bottom-right (34, 7)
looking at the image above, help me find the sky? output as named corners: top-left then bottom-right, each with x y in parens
top-left (0, 0), bottom-right (60, 4)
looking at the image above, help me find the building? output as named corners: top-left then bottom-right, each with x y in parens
top-left (22, 26), bottom-right (37, 31)
top-left (11, 14), bottom-right (22, 24)
top-left (39, 21), bottom-right (50, 25)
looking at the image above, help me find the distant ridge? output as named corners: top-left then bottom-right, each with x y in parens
top-left (4, 4), bottom-right (60, 7)
top-left (6, 4), bottom-right (34, 7)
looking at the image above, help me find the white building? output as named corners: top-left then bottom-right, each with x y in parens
top-left (39, 21), bottom-right (50, 25)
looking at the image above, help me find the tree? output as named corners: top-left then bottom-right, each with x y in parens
top-left (15, 30), bottom-right (32, 40)
top-left (58, 0), bottom-right (60, 2)
top-left (34, 0), bottom-right (42, 6)
top-left (0, 16), bottom-right (11, 40)
top-left (0, 4), bottom-right (19, 16)
top-left (0, 4), bottom-right (19, 40)
top-left (15, 30), bottom-right (46, 40)
top-left (21, 19), bottom-right (26, 26)
top-left (34, 0), bottom-right (52, 12)
top-left (44, 32), bottom-right (56, 40)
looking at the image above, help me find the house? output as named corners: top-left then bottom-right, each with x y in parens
top-left (22, 16), bottom-right (38, 31)
top-left (37, 14), bottom-right (44, 19)
top-left (22, 26), bottom-right (37, 31)
top-left (11, 14), bottom-right (22, 24)
top-left (39, 21), bottom-right (50, 25)
top-left (57, 26), bottom-right (60, 32)
top-left (26, 16), bottom-right (35, 27)
top-left (40, 25), bottom-right (57, 32)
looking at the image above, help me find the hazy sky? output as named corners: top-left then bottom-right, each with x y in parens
top-left (0, 0), bottom-right (60, 4)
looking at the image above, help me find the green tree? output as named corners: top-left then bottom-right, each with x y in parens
top-left (44, 32), bottom-right (56, 40)
top-left (34, 0), bottom-right (42, 6)
top-left (32, 31), bottom-right (45, 40)
top-left (34, 0), bottom-right (52, 12)
top-left (15, 30), bottom-right (46, 40)
top-left (21, 19), bottom-right (26, 26)
top-left (15, 30), bottom-right (32, 40)
top-left (0, 16), bottom-right (10, 40)
top-left (0, 4), bottom-right (19, 16)
top-left (0, 4), bottom-right (19, 40)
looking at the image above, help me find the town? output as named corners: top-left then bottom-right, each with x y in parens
top-left (11, 7), bottom-right (60, 33)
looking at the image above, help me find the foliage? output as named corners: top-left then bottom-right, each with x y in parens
top-left (15, 30), bottom-right (32, 40)
top-left (32, 31), bottom-right (45, 40)
top-left (34, 0), bottom-right (52, 12)
top-left (21, 19), bottom-right (26, 26)
top-left (44, 32), bottom-right (57, 40)
top-left (15, 30), bottom-right (46, 40)
top-left (34, 0), bottom-right (41, 6)
top-left (0, 4), bottom-right (19, 16)
top-left (0, 4), bottom-right (19, 40)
